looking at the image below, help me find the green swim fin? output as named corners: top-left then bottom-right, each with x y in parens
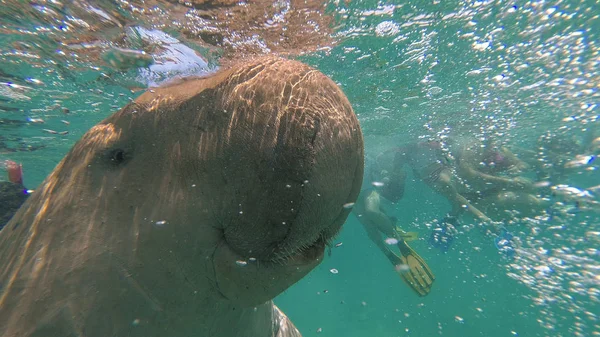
top-left (395, 227), bottom-right (418, 242)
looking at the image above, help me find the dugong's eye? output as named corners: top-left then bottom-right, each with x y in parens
top-left (100, 147), bottom-right (131, 168)
top-left (109, 148), bottom-right (127, 165)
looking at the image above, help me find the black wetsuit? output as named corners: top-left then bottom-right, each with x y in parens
top-left (0, 181), bottom-right (29, 230)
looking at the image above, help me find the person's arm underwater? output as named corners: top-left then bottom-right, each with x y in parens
top-left (498, 146), bottom-right (530, 174)
top-left (457, 149), bottom-right (533, 191)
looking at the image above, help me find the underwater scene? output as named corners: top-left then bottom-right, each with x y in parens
top-left (0, 0), bottom-right (598, 337)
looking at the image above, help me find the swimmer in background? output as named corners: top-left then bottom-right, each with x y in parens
top-left (390, 139), bottom-right (498, 223)
top-left (524, 132), bottom-right (586, 184)
top-left (372, 139), bottom-right (494, 252)
top-left (352, 162), bottom-right (435, 297)
top-left (506, 130), bottom-right (600, 216)
top-left (444, 136), bottom-right (545, 222)
top-left (388, 137), bottom-right (538, 252)
top-left (1, 160), bottom-right (30, 230)
top-left (425, 136), bottom-right (538, 257)
top-left (511, 128), bottom-right (598, 185)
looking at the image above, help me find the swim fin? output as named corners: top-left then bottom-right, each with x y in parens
top-left (395, 242), bottom-right (435, 296)
top-left (394, 227), bottom-right (418, 242)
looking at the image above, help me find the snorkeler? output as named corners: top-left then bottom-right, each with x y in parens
top-left (389, 139), bottom-right (494, 223)
top-left (445, 136), bottom-right (543, 222)
top-left (352, 163), bottom-right (435, 297)
top-left (1, 160), bottom-right (30, 230)
top-left (504, 131), bottom-right (600, 216)
top-left (520, 131), bottom-right (586, 184)
top-left (386, 136), bottom-right (539, 252)
top-left (369, 139), bottom-right (491, 253)
top-left (447, 136), bottom-right (533, 193)
top-left (534, 130), bottom-right (598, 182)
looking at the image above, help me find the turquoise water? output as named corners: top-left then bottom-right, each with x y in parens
top-left (1, 0), bottom-right (599, 336)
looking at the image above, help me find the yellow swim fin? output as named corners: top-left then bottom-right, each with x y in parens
top-left (396, 243), bottom-right (435, 297)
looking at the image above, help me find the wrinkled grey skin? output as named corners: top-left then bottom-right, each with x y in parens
top-left (0, 57), bottom-right (364, 337)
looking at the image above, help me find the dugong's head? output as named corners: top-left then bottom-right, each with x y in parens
top-left (5, 57), bottom-right (363, 311)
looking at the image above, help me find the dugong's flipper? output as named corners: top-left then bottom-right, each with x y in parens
top-left (273, 305), bottom-right (302, 337)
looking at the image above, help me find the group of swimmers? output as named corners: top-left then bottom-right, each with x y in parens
top-left (351, 129), bottom-right (600, 297)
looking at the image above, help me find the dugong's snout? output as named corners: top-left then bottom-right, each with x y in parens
top-left (202, 57), bottom-right (364, 307)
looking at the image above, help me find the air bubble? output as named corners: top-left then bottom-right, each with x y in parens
top-left (385, 238), bottom-right (399, 245)
top-left (395, 264), bottom-right (410, 272)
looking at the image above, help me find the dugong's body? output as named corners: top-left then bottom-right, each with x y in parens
top-left (0, 57), bottom-right (363, 337)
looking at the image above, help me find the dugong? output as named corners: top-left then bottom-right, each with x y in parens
top-left (0, 57), bottom-right (364, 337)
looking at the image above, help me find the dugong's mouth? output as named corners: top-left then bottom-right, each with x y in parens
top-left (221, 202), bottom-right (346, 265)
top-left (265, 217), bottom-right (343, 265)
top-left (279, 232), bottom-right (328, 265)
top-left (211, 226), bottom-right (334, 307)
